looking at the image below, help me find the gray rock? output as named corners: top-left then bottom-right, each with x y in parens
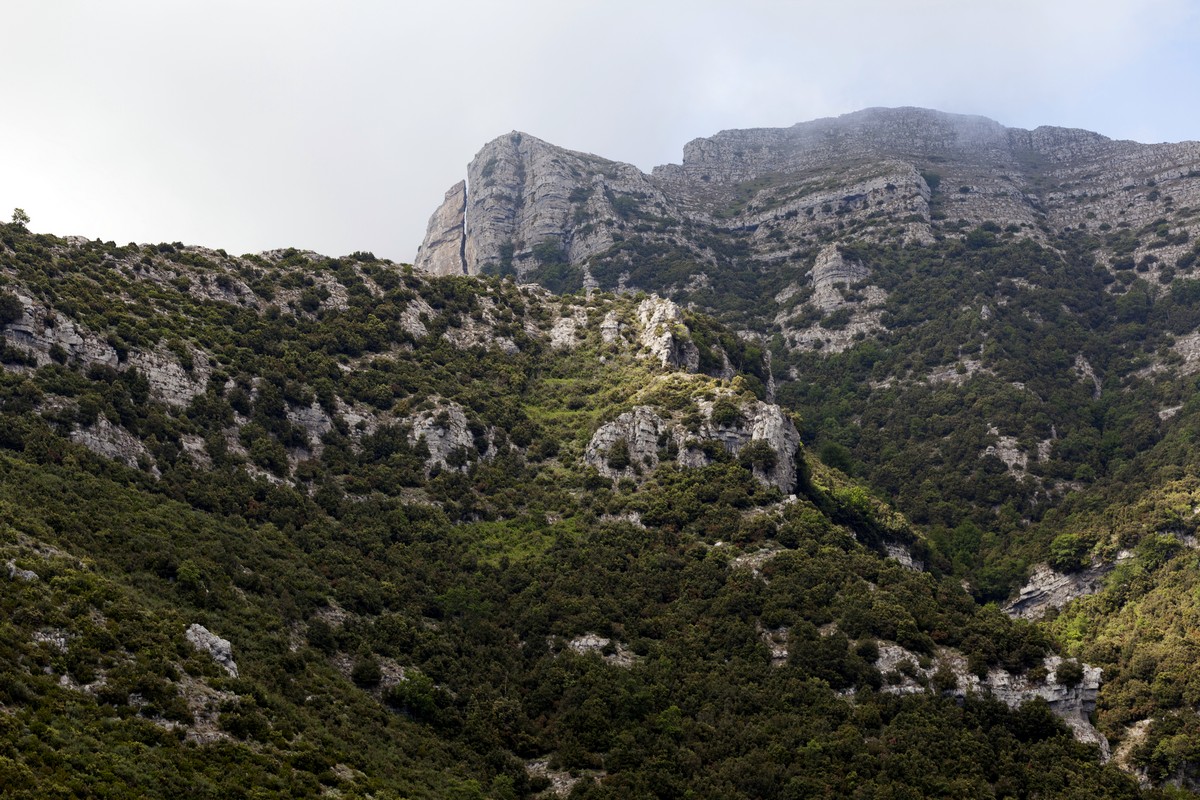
top-left (185, 624), bottom-right (239, 678)
top-left (414, 180), bottom-right (467, 276)
top-left (70, 417), bottom-right (149, 469)
top-left (127, 345), bottom-right (209, 408)
top-left (418, 108), bottom-right (1200, 318)
top-left (419, 131), bottom-right (670, 278)
top-left (877, 642), bottom-right (1108, 758)
top-left (549, 307), bottom-right (588, 349)
top-left (585, 406), bottom-right (669, 477)
top-left (6, 560), bottom-right (39, 581)
top-left (636, 296), bottom-right (699, 371)
top-left (33, 629), bottom-right (71, 652)
top-left (885, 543), bottom-right (924, 571)
top-left (810, 245), bottom-right (870, 313)
top-left (600, 310), bottom-right (622, 344)
top-left (406, 401), bottom-right (479, 473)
top-left (583, 393), bottom-right (803, 494)
top-left (2, 294), bottom-right (119, 368)
top-left (1005, 560), bottom-right (1126, 619)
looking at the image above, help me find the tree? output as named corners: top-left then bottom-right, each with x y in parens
top-left (1056, 659), bottom-right (1084, 686)
top-left (10, 208), bottom-right (29, 229)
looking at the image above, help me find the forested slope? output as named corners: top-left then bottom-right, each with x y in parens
top-left (0, 220), bottom-right (1158, 797)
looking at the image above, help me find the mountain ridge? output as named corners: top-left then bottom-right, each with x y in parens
top-left (7, 107), bottom-right (1200, 794)
top-left (417, 107), bottom-right (1200, 287)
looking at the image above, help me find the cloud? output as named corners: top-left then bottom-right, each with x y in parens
top-left (1, 0), bottom-right (1198, 261)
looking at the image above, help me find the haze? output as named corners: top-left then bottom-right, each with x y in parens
top-left (2, 0), bottom-right (1197, 262)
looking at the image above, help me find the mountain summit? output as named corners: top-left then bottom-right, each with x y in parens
top-left (417, 107), bottom-right (1200, 287)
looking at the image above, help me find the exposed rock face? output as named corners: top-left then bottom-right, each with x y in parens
top-left (185, 624), bottom-right (239, 678)
top-left (637, 296), bottom-right (699, 370)
top-left (128, 346), bottom-right (209, 408)
top-left (2, 293), bottom-right (206, 407)
top-left (884, 543), bottom-right (924, 571)
top-left (32, 629), bottom-right (71, 652)
top-left (600, 310), bottom-right (622, 344)
top-left (414, 180), bottom-right (466, 276)
top-left (585, 406), bottom-right (668, 476)
top-left (559, 633), bottom-right (636, 668)
top-left (70, 417), bottom-right (151, 469)
top-left (406, 401), bottom-right (479, 473)
top-left (985, 655), bottom-right (1108, 758)
top-left (3, 294), bottom-right (119, 368)
top-left (981, 426), bottom-right (1028, 475)
top-left (453, 132), bottom-right (666, 277)
top-left (399, 296), bottom-right (434, 339)
top-left (877, 643), bottom-right (1107, 757)
top-left (549, 306), bottom-right (588, 349)
top-left (583, 394), bottom-right (803, 494)
top-left (1005, 561), bottom-right (1121, 619)
top-left (418, 107), bottom-right (1200, 331)
top-left (7, 560), bottom-right (39, 581)
top-left (810, 245), bottom-right (870, 313)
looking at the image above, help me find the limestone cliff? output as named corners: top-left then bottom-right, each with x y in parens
top-left (417, 107), bottom-right (1200, 314)
top-left (583, 389), bottom-right (803, 495)
top-left (414, 180), bottom-right (466, 276)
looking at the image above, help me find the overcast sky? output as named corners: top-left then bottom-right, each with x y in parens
top-left (3, 0), bottom-right (1199, 262)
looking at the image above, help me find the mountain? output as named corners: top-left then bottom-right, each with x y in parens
top-left (3, 106), bottom-right (1200, 796)
top-left (0, 222), bottom-right (1147, 797)
top-left (414, 110), bottom-right (1200, 546)
top-left (417, 107), bottom-right (1200, 289)
top-left (410, 107), bottom-right (1200, 791)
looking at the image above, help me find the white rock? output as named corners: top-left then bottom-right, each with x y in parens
top-left (185, 624), bottom-right (239, 678)
top-left (637, 296), bottom-right (699, 370)
top-left (6, 560), bottom-right (39, 581)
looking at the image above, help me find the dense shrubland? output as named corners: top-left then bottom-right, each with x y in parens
top-left (0, 219), bottom-right (1186, 796)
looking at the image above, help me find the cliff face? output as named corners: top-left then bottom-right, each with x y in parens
top-left (417, 107), bottom-right (1200, 298)
top-left (422, 131), bottom-right (675, 280)
top-left (414, 181), bottom-right (466, 276)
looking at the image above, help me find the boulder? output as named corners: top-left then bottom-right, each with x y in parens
top-left (185, 624), bottom-right (239, 678)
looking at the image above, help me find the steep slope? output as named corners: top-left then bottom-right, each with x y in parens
top-left (418, 108), bottom-right (1200, 302)
top-left (0, 221), bottom-right (1142, 797)
top-left (412, 108), bottom-right (1200, 791)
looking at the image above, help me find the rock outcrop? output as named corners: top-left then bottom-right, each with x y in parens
top-left (7, 560), bottom-right (39, 582)
top-left (418, 107), bottom-right (1200, 330)
top-left (2, 293), bottom-right (206, 408)
top-left (70, 417), bottom-right (151, 469)
top-left (1004, 560), bottom-right (1124, 619)
top-left (450, 132), bottom-right (668, 278)
top-left (876, 642), bottom-right (1108, 757)
top-left (3, 294), bottom-right (120, 368)
top-left (185, 624), bottom-right (239, 678)
top-left (636, 296), bottom-right (699, 370)
top-left (414, 180), bottom-right (466, 276)
top-left (809, 245), bottom-right (870, 313)
top-left (406, 401), bottom-right (480, 473)
top-left (583, 392), bottom-right (803, 494)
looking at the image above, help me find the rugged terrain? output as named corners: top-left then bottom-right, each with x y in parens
top-left (415, 107), bottom-right (1200, 793)
top-left (3, 106), bottom-right (1200, 797)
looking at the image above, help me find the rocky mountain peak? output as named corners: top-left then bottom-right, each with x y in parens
top-left (416, 107), bottom-right (1200, 336)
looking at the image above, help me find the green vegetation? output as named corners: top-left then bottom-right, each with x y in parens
top-left (1, 207), bottom-right (1196, 796)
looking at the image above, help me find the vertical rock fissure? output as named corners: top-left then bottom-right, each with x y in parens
top-left (458, 180), bottom-right (469, 275)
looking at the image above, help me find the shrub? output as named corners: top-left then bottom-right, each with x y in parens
top-left (738, 440), bottom-right (778, 471)
top-left (711, 398), bottom-right (743, 428)
top-left (0, 291), bottom-right (22, 326)
top-left (351, 656), bottom-right (382, 688)
top-left (1055, 659), bottom-right (1084, 686)
top-left (1048, 532), bottom-right (1089, 573)
top-left (606, 438), bottom-right (631, 471)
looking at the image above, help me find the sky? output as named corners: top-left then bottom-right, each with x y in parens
top-left (3, 0), bottom-right (1199, 263)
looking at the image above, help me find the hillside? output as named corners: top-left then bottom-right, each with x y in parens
top-left (409, 107), bottom-right (1200, 793)
top-left (0, 217), bottom-right (1159, 797)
